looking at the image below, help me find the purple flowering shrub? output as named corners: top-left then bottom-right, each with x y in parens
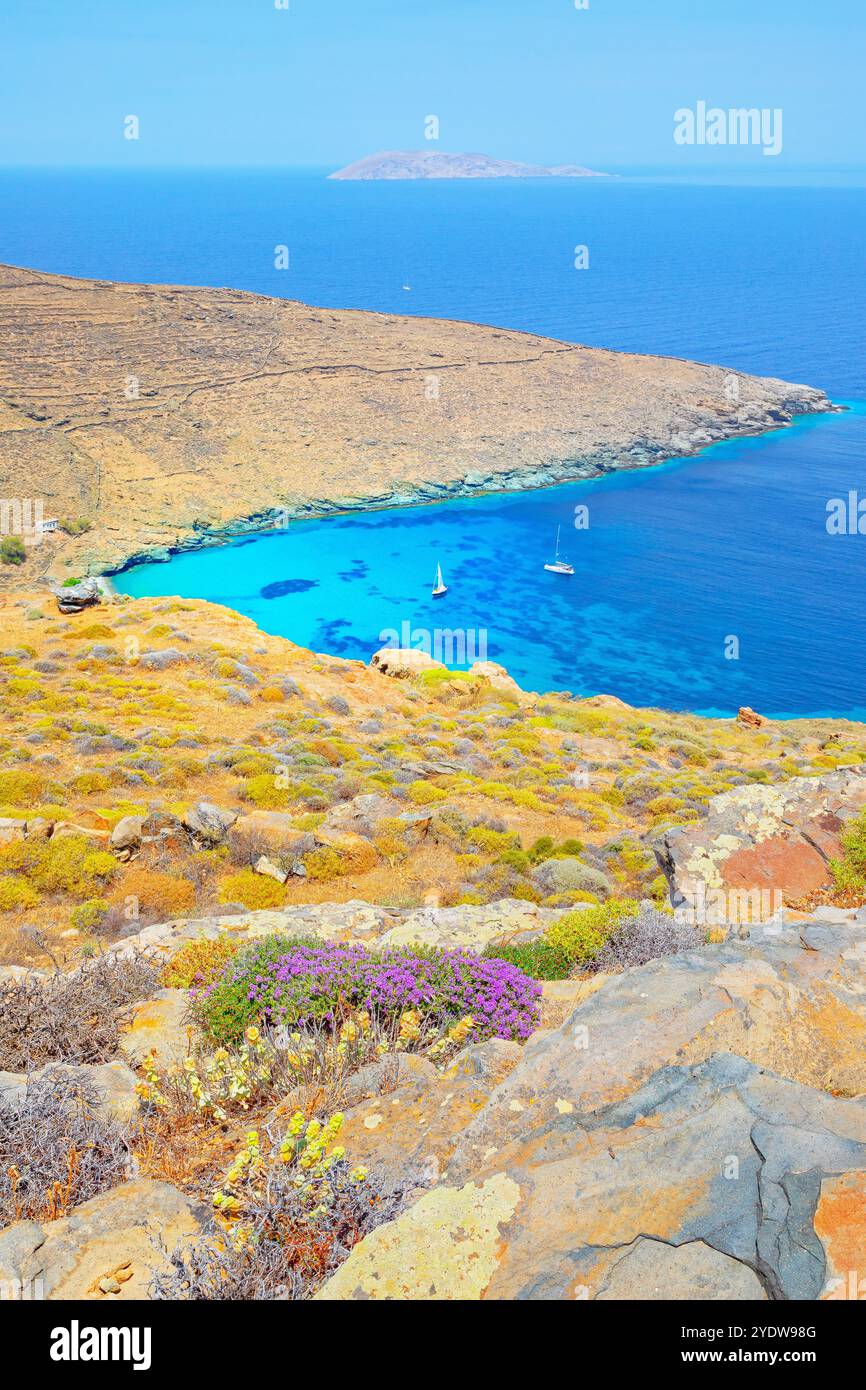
top-left (191, 934), bottom-right (541, 1047)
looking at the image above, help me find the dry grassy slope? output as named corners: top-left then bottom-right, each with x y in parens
top-left (0, 262), bottom-right (832, 586)
top-left (1, 590), bottom-right (864, 963)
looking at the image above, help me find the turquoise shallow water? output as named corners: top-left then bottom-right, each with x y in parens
top-left (117, 404), bottom-right (866, 720)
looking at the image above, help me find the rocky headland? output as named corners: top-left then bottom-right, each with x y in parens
top-left (0, 262), bottom-right (836, 587)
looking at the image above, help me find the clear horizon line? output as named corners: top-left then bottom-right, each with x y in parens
top-left (1, 160), bottom-right (866, 172)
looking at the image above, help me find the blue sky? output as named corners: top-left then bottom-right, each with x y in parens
top-left (2, 0), bottom-right (864, 169)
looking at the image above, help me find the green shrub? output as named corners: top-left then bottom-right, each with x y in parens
top-left (828, 809), bottom-right (866, 896)
top-left (483, 938), bottom-right (572, 980)
top-left (0, 875), bottom-right (38, 911)
top-left (0, 536), bottom-right (25, 565)
top-left (0, 835), bottom-right (116, 899)
top-left (242, 774), bottom-right (289, 810)
top-left (71, 771), bottom-right (112, 796)
top-left (218, 868), bottom-right (287, 910)
top-left (81, 850), bottom-right (119, 882)
top-left (160, 936), bottom-right (242, 989)
top-left (528, 836), bottom-right (555, 864)
top-left (0, 769), bottom-right (46, 807)
top-left (545, 898), bottom-right (639, 965)
top-left (839, 808), bottom-right (866, 874)
top-left (70, 898), bottom-right (110, 931)
top-left (407, 781), bottom-right (448, 805)
top-left (302, 847), bottom-right (344, 881)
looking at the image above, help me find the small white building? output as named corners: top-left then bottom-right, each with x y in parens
top-left (39, 517), bottom-right (59, 534)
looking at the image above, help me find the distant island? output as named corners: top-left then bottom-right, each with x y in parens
top-left (328, 150), bottom-right (610, 181)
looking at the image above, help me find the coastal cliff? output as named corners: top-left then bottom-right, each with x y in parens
top-left (0, 262), bottom-right (835, 584)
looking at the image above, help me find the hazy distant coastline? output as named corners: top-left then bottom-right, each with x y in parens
top-left (328, 150), bottom-right (610, 180)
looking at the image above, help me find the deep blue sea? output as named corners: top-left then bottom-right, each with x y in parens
top-left (3, 169), bottom-right (864, 716)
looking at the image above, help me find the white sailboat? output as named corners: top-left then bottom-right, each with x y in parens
top-left (543, 525), bottom-right (574, 576)
top-left (432, 562), bottom-right (448, 598)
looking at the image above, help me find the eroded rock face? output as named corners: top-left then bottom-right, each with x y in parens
top-left (0, 1180), bottom-right (206, 1300)
top-left (659, 769), bottom-right (866, 913)
top-left (317, 926), bottom-right (866, 1301)
top-left (321, 1054), bottom-right (866, 1302)
top-left (449, 925), bottom-right (866, 1124)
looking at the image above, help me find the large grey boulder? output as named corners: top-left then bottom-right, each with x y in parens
top-left (181, 800), bottom-right (239, 843)
top-left (55, 578), bottom-right (101, 614)
top-left (109, 813), bottom-right (144, 857)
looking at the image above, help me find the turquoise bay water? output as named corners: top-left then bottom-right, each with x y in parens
top-left (5, 171), bottom-right (864, 715)
top-left (118, 404), bottom-right (866, 720)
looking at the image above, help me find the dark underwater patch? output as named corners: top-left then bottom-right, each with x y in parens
top-left (260, 578), bottom-right (319, 599)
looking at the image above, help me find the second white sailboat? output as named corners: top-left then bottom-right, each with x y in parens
top-left (543, 525), bottom-right (574, 576)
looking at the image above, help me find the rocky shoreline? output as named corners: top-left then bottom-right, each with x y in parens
top-left (0, 261), bottom-right (839, 586)
top-left (106, 397), bottom-right (839, 578)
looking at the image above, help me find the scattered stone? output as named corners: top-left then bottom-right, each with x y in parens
top-left (109, 814), bottom-right (144, 857)
top-left (51, 822), bottom-right (110, 844)
top-left (254, 855), bottom-right (289, 884)
top-left (0, 818), bottom-right (25, 845)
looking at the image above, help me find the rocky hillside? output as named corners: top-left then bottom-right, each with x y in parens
top-left (1, 587), bottom-right (865, 964)
top-left (1, 586), bottom-right (866, 1301)
top-left (0, 263), bottom-right (834, 586)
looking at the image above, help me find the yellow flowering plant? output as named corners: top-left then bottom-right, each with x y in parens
top-left (135, 1025), bottom-right (279, 1122)
top-left (211, 1112), bottom-right (369, 1247)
